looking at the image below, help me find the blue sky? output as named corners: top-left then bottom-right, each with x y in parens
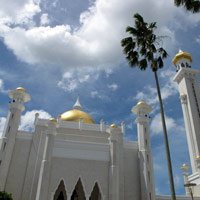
top-left (0, 0), bottom-right (200, 196)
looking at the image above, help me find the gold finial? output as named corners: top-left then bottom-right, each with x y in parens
top-left (110, 124), bottom-right (118, 128)
top-left (16, 87), bottom-right (26, 92)
top-left (137, 101), bottom-right (147, 105)
top-left (49, 118), bottom-right (57, 122)
top-left (181, 163), bottom-right (189, 170)
top-left (196, 155), bottom-right (200, 159)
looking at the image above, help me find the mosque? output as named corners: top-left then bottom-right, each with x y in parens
top-left (0, 51), bottom-right (200, 200)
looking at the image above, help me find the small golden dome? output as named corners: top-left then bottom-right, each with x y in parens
top-left (137, 101), bottom-right (147, 106)
top-left (49, 118), bottom-right (57, 122)
top-left (196, 155), bottom-right (200, 159)
top-left (16, 87), bottom-right (26, 92)
top-left (60, 110), bottom-right (95, 124)
top-left (110, 124), bottom-right (118, 128)
top-left (173, 51), bottom-right (192, 66)
top-left (182, 163), bottom-right (189, 168)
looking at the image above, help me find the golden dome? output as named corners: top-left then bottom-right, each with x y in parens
top-left (60, 110), bottom-right (95, 124)
top-left (49, 118), bottom-right (57, 122)
top-left (181, 163), bottom-right (189, 168)
top-left (110, 124), bottom-right (118, 128)
top-left (173, 51), bottom-right (192, 66)
top-left (137, 101), bottom-right (147, 106)
top-left (16, 87), bottom-right (26, 92)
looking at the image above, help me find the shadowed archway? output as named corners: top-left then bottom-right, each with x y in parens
top-left (71, 178), bottom-right (86, 200)
top-left (54, 180), bottom-right (67, 200)
top-left (89, 182), bottom-right (102, 200)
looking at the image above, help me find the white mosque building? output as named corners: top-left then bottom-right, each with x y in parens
top-left (0, 51), bottom-right (200, 200)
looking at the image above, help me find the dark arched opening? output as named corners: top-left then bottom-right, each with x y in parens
top-left (54, 180), bottom-right (67, 200)
top-left (89, 182), bottom-right (102, 200)
top-left (71, 178), bottom-right (86, 200)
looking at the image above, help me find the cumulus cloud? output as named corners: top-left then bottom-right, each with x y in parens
top-left (40, 13), bottom-right (50, 25)
top-left (0, 0), bottom-right (40, 25)
top-left (134, 69), bottom-right (178, 105)
top-left (0, 110), bottom-right (51, 136)
top-left (57, 68), bottom-right (99, 91)
top-left (0, 0), bottom-right (198, 70)
top-left (151, 114), bottom-right (176, 135)
top-left (19, 110), bottom-right (51, 131)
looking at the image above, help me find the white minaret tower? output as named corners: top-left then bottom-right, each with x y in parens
top-left (0, 87), bottom-right (30, 190)
top-left (132, 101), bottom-right (156, 200)
top-left (173, 50), bottom-right (200, 173)
top-left (108, 124), bottom-right (124, 200)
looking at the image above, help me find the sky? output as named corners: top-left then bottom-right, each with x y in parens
top-left (0, 0), bottom-right (200, 196)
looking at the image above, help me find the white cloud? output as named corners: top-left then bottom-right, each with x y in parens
top-left (57, 68), bottom-right (99, 91)
top-left (40, 13), bottom-right (50, 25)
top-left (0, 0), bottom-right (198, 70)
top-left (19, 110), bottom-right (51, 131)
top-left (0, 79), bottom-right (8, 93)
top-left (0, 110), bottom-right (51, 136)
top-left (151, 114), bottom-right (176, 135)
top-left (134, 70), bottom-right (179, 106)
top-left (0, 0), bottom-right (40, 25)
top-left (108, 83), bottom-right (118, 91)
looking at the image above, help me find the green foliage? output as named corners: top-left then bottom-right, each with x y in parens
top-left (0, 191), bottom-right (13, 200)
top-left (174, 0), bottom-right (200, 13)
top-left (121, 13), bottom-right (168, 72)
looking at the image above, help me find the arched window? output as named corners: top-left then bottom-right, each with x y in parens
top-left (54, 180), bottom-right (67, 200)
top-left (71, 178), bottom-right (86, 200)
top-left (89, 182), bottom-right (102, 200)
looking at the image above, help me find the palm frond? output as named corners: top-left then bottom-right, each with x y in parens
top-left (139, 58), bottom-right (148, 70)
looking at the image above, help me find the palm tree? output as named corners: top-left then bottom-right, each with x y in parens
top-left (174, 0), bottom-right (200, 13)
top-left (121, 13), bottom-right (176, 200)
top-left (0, 190), bottom-right (13, 199)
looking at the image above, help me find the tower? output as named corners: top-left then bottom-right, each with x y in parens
top-left (108, 124), bottom-right (124, 200)
top-left (0, 87), bottom-right (30, 190)
top-left (173, 50), bottom-right (200, 173)
top-left (132, 101), bottom-right (156, 200)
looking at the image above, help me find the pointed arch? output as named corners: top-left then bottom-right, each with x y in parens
top-left (89, 182), bottom-right (102, 200)
top-left (53, 180), bottom-right (67, 200)
top-left (71, 178), bottom-right (86, 200)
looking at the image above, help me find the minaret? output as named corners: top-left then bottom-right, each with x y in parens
top-left (108, 124), bottom-right (124, 200)
top-left (0, 87), bottom-right (30, 190)
top-left (173, 50), bottom-right (200, 173)
top-left (132, 101), bottom-right (156, 200)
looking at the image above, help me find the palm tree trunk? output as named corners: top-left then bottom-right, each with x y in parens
top-left (154, 71), bottom-right (176, 200)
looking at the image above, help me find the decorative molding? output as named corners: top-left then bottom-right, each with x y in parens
top-left (180, 94), bottom-right (187, 104)
top-left (16, 131), bottom-right (33, 140)
top-left (53, 140), bottom-right (110, 161)
top-left (123, 141), bottom-right (138, 150)
top-left (173, 68), bottom-right (200, 84)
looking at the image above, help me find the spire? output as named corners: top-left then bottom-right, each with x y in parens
top-left (73, 96), bottom-right (82, 110)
